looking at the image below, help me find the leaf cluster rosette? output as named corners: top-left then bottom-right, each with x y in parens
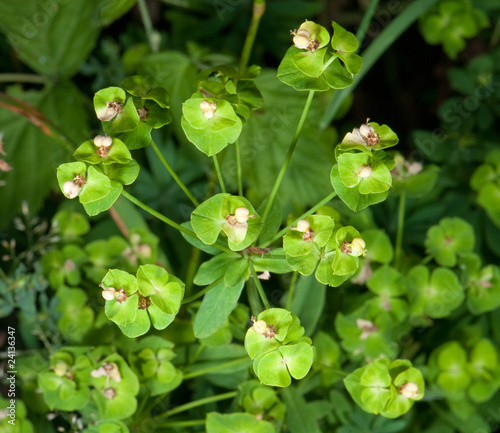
top-left (407, 265), bottom-right (464, 320)
top-left (424, 217), bottom-right (475, 267)
top-left (419, 0), bottom-right (489, 59)
top-left (127, 336), bottom-right (182, 397)
top-left (181, 88), bottom-right (243, 156)
top-left (57, 158), bottom-right (138, 217)
top-left (238, 380), bottom-right (286, 431)
top-left (335, 301), bottom-right (409, 361)
top-left (460, 253), bottom-right (500, 314)
top-left (89, 353), bottom-right (140, 420)
top-left (426, 340), bottom-right (500, 418)
top-left (344, 358), bottom-right (425, 418)
top-left (244, 308), bottom-right (314, 387)
top-left (197, 64), bottom-right (263, 121)
top-left (191, 193), bottom-right (263, 251)
top-left (37, 347), bottom-right (93, 411)
top-left (470, 149), bottom-right (500, 227)
top-left (41, 244), bottom-right (86, 289)
top-left (331, 121), bottom-right (399, 212)
top-left (95, 77), bottom-right (172, 149)
top-left (101, 264), bottom-right (185, 338)
top-left (283, 216), bottom-right (366, 287)
top-left (278, 21), bottom-right (363, 91)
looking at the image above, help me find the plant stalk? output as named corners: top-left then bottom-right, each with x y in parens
top-left (261, 90), bottom-right (316, 225)
top-left (183, 358), bottom-right (249, 380)
top-left (182, 275), bottom-right (225, 304)
top-left (356, 0), bottom-right (380, 48)
top-left (150, 140), bottom-right (199, 206)
top-left (286, 271), bottom-right (298, 311)
top-left (156, 420), bottom-right (206, 428)
top-left (213, 154), bottom-right (227, 193)
top-left (262, 191), bottom-right (337, 247)
top-left (248, 260), bottom-right (270, 309)
top-left (137, 0), bottom-right (158, 52)
top-left (121, 190), bottom-right (232, 253)
top-left (394, 190), bottom-right (406, 269)
top-left (235, 140), bottom-right (243, 196)
top-left (0, 73), bottom-right (46, 83)
top-left (154, 391), bottom-right (238, 420)
top-left (238, 0), bottom-right (266, 73)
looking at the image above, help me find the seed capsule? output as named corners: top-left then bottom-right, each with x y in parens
top-left (200, 100), bottom-right (217, 119)
top-left (63, 180), bottom-right (81, 199)
top-left (296, 219), bottom-right (310, 232)
top-left (94, 135), bottom-right (113, 147)
top-left (234, 207), bottom-right (250, 223)
top-left (399, 382), bottom-right (419, 398)
top-left (357, 165), bottom-right (372, 178)
top-left (102, 287), bottom-right (116, 301)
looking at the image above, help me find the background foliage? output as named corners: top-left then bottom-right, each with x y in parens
top-left (2, 0), bottom-right (500, 432)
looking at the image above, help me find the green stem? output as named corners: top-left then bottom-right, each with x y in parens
top-left (154, 391), bottom-right (238, 420)
top-left (156, 420), bottom-right (206, 428)
top-left (137, 0), bottom-right (158, 52)
top-left (320, 0), bottom-right (439, 129)
top-left (238, 0), bottom-right (266, 73)
top-left (262, 191), bottom-right (336, 247)
top-left (394, 191), bottom-right (406, 270)
top-left (150, 141), bottom-right (199, 206)
top-left (184, 246), bottom-right (201, 297)
top-left (356, 0), bottom-right (380, 48)
top-left (0, 73), bottom-right (46, 83)
top-left (248, 260), bottom-right (270, 309)
top-left (261, 90), bottom-right (316, 225)
top-left (235, 140), bottom-right (243, 196)
top-left (246, 283), bottom-right (263, 316)
top-left (183, 358), bottom-right (249, 380)
top-left (182, 276), bottom-right (225, 304)
top-left (286, 271), bottom-right (298, 311)
top-left (213, 154), bottom-right (227, 193)
top-left (121, 190), bottom-right (232, 253)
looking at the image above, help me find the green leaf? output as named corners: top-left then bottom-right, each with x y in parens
top-left (280, 343), bottom-right (314, 379)
top-left (137, 265), bottom-right (184, 315)
top-left (425, 217), bottom-right (475, 267)
top-left (104, 160), bottom-right (140, 185)
top-left (331, 164), bottom-right (389, 212)
top-left (331, 22), bottom-right (359, 53)
top-left (367, 265), bottom-right (406, 297)
top-left (78, 166), bottom-right (112, 205)
top-left (117, 309), bottom-right (151, 338)
top-left (256, 351), bottom-right (291, 387)
top-left (290, 275), bottom-right (325, 336)
top-left (0, 0), bottom-right (105, 78)
top-left (182, 98), bottom-right (242, 156)
top-left (407, 266), bottom-right (464, 318)
top-left (225, 259), bottom-right (249, 287)
top-left (291, 47), bottom-right (328, 78)
top-left (193, 280), bottom-right (245, 339)
top-left (281, 387), bottom-right (323, 433)
top-left (82, 180), bottom-right (122, 217)
top-left (360, 361), bottom-right (392, 387)
top-left (206, 412), bottom-right (275, 433)
top-left (277, 46), bottom-right (331, 92)
top-left (194, 252), bottom-right (241, 286)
